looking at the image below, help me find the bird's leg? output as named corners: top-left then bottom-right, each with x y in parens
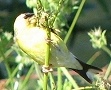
top-left (42, 64), bottom-right (53, 73)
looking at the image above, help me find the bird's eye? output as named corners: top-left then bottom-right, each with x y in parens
top-left (24, 13), bottom-right (34, 19)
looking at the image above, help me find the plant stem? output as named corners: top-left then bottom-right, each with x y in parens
top-left (45, 28), bottom-right (51, 66)
top-left (0, 48), bottom-right (13, 62)
top-left (43, 28), bottom-right (51, 90)
top-left (102, 46), bottom-right (111, 80)
top-left (0, 48), bottom-right (11, 78)
top-left (0, 48), bottom-right (13, 89)
top-left (59, 0), bottom-right (86, 89)
top-left (19, 64), bottom-right (34, 90)
top-left (54, 0), bottom-right (64, 89)
top-left (102, 46), bottom-right (111, 57)
top-left (73, 86), bottom-right (95, 90)
top-left (57, 68), bottom-right (62, 90)
top-left (60, 67), bottom-right (79, 88)
top-left (34, 63), bottom-right (43, 80)
top-left (44, 74), bottom-right (48, 90)
top-left (64, 0), bottom-right (86, 43)
top-left (104, 61), bottom-right (111, 80)
top-left (51, 0), bottom-right (64, 28)
top-left (6, 62), bottom-right (22, 85)
top-left (87, 51), bottom-right (101, 64)
top-left (49, 72), bottom-right (56, 90)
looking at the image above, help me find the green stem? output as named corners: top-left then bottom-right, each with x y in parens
top-left (13, 63), bottom-right (24, 90)
top-left (6, 62), bottom-right (21, 85)
top-left (54, 0), bottom-right (64, 89)
top-left (45, 28), bottom-right (51, 66)
top-left (57, 68), bottom-right (62, 90)
top-left (49, 72), bottom-right (56, 90)
top-left (44, 74), bottom-right (48, 90)
top-left (73, 86), bottom-right (95, 90)
top-left (87, 51), bottom-right (101, 64)
top-left (43, 28), bottom-right (51, 90)
top-left (102, 46), bottom-right (111, 57)
top-left (102, 46), bottom-right (111, 80)
top-left (0, 48), bottom-right (11, 78)
top-left (51, 0), bottom-right (64, 28)
top-left (19, 64), bottom-right (34, 90)
top-left (34, 63), bottom-right (43, 80)
top-left (60, 67), bottom-right (79, 88)
top-left (34, 63), bottom-right (50, 89)
top-left (104, 61), bottom-right (111, 80)
top-left (0, 48), bottom-right (13, 63)
top-left (4, 61), bottom-right (13, 89)
top-left (64, 0), bottom-right (86, 43)
top-left (59, 0), bottom-right (86, 89)
top-left (0, 48), bottom-right (13, 89)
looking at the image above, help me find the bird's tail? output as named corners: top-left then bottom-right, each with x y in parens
top-left (71, 58), bottom-right (102, 83)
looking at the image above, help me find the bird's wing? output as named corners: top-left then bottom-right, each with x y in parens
top-left (49, 32), bottom-right (83, 70)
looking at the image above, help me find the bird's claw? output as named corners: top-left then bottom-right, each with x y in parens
top-left (42, 65), bottom-right (53, 73)
top-left (45, 38), bottom-right (53, 43)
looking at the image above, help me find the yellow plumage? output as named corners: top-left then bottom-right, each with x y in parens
top-left (14, 13), bottom-right (102, 83)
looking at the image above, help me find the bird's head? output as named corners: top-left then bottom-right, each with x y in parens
top-left (14, 13), bottom-right (37, 33)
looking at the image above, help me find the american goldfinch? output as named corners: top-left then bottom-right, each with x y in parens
top-left (14, 13), bottom-right (102, 83)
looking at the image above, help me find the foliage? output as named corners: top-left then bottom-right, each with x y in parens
top-left (0, 0), bottom-right (111, 90)
top-left (88, 27), bottom-right (111, 90)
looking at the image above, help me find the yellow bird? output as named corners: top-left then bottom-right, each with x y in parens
top-left (14, 13), bottom-right (102, 83)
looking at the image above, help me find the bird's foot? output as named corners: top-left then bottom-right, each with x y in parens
top-left (45, 38), bottom-right (53, 44)
top-left (42, 64), bottom-right (53, 73)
